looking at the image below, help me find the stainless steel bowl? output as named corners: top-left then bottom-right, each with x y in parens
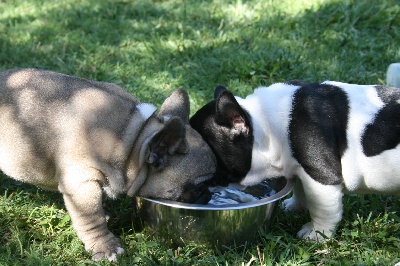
top-left (135, 177), bottom-right (294, 248)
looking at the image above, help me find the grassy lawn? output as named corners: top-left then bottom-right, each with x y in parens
top-left (1, 0), bottom-right (400, 265)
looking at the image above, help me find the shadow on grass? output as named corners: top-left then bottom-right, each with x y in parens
top-left (1, 0), bottom-right (399, 102)
top-left (0, 173), bottom-right (63, 207)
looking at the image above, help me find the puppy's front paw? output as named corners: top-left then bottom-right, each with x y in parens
top-left (91, 237), bottom-right (125, 262)
top-left (282, 197), bottom-right (306, 212)
top-left (297, 222), bottom-right (332, 241)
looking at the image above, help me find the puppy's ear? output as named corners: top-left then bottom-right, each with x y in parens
top-left (147, 117), bottom-right (189, 170)
top-left (158, 89), bottom-right (190, 124)
top-left (215, 90), bottom-right (250, 138)
top-left (214, 85), bottom-right (227, 99)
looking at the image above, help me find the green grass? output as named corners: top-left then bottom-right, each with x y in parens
top-left (0, 0), bottom-right (400, 264)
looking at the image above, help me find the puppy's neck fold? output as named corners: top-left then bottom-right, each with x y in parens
top-left (107, 104), bottom-right (157, 197)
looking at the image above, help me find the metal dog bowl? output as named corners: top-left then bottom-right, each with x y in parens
top-left (135, 177), bottom-right (294, 248)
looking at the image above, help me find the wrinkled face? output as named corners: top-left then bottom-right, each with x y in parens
top-left (137, 125), bottom-right (216, 204)
top-left (134, 89), bottom-right (217, 204)
top-left (189, 88), bottom-right (254, 186)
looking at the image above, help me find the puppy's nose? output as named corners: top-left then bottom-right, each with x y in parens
top-left (192, 189), bottom-right (212, 204)
top-left (178, 183), bottom-right (212, 204)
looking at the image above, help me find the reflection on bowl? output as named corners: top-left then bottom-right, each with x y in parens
top-left (135, 177), bottom-right (294, 248)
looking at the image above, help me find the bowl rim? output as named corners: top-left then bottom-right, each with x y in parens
top-left (138, 177), bottom-right (294, 211)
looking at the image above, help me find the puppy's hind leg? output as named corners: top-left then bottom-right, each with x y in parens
top-left (58, 166), bottom-right (124, 262)
top-left (282, 177), bottom-right (308, 212)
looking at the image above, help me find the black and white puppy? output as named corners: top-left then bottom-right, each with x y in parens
top-left (190, 81), bottom-right (400, 240)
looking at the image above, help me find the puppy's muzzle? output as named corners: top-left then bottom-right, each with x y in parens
top-left (178, 174), bottom-right (214, 204)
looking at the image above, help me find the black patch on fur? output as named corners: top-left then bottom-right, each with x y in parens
top-left (214, 85), bottom-right (227, 99)
top-left (190, 89), bottom-right (253, 185)
top-left (362, 85), bottom-right (400, 156)
top-left (375, 85), bottom-right (400, 104)
top-left (289, 83), bottom-right (349, 185)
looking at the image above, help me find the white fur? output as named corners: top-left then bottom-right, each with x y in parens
top-left (237, 83), bottom-right (299, 186)
top-left (107, 247), bottom-right (125, 262)
top-left (137, 103), bottom-right (157, 120)
top-left (293, 168), bottom-right (344, 239)
top-left (324, 81), bottom-right (400, 195)
top-left (238, 81), bottom-right (400, 240)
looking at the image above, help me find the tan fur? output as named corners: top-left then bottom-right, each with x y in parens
top-left (0, 68), bottom-right (216, 261)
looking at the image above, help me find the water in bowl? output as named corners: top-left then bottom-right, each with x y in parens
top-left (208, 181), bottom-right (276, 205)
